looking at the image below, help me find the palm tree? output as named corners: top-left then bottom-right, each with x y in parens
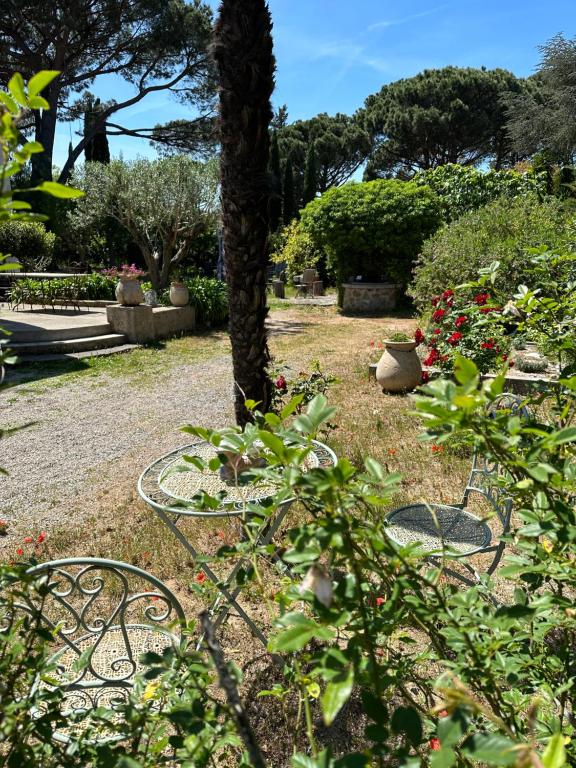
top-left (213, 0), bottom-right (275, 426)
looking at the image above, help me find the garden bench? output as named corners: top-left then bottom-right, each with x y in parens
top-left (384, 393), bottom-right (530, 584)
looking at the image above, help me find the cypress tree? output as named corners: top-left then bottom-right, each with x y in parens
top-left (303, 141), bottom-right (317, 205)
top-left (269, 131), bottom-right (283, 231)
top-left (283, 156), bottom-right (295, 224)
top-left (84, 97), bottom-right (110, 164)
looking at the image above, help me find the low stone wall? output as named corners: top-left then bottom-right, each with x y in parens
top-left (342, 283), bottom-right (399, 314)
top-left (106, 304), bottom-right (195, 344)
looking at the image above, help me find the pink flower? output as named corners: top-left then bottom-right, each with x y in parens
top-left (429, 737), bottom-right (441, 751)
top-left (23, 536), bottom-right (33, 544)
top-left (375, 597), bottom-right (385, 607)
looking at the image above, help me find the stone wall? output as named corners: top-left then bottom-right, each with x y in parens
top-left (106, 305), bottom-right (195, 343)
top-left (342, 283), bottom-right (399, 314)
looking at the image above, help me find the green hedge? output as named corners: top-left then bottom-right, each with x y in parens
top-left (0, 220), bottom-right (56, 271)
top-left (9, 274), bottom-right (116, 308)
top-left (410, 194), bottom-right (574, 306)
top-left (300, 179), bottom-right (442, 289)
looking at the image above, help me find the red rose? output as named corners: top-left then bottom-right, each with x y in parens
top-left (15, 548), bottom-right (24, 556)
top-left (474, 293), bottom-right (489, 306)
top-left (431, 296), bottom-right (440, 307)
top-left (195, 572), bottom-right (207, 584)
top-left (480, 306), bottom-right (500, 314)
top-left (447, 331), bottom-right (463, 346)
top-left (414, 328), bottom-right (425, 346)
top-left (432, 308), bottom-right (446, 323)
top-left (481, 339), bottom-right (496, 350)
top-left (429, 737), bottom-right (441, 751)
top-left (275, 375), bottom-right (287, 390)
top-left (433, 328), bottom-right (441, 335)
top-left (455, 315), bottom-right (467, 328)
top-left (423, 349), bottom-right (440, 366)
top-left (442, 289), bottom-right (454, 300)
top-left (421, 371), bottom-right (430, 383)
top-left (37, 531), bottom-right (47, 544)
top-left (375, 597), bottom-right (385, 607)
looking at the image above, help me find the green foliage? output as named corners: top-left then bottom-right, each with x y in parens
top-left (303, 142), bottom-right (318, 205)
top-left (300, 179), bottom-right (442, 287)
top-left (269, 131), bottom-right (283, 232)
top-left (270, 221), bottom-right (326, 281)
top-left (283, 156), bottom-right (296, 224)
top-left (410, 194), bottom-right (573, 306)
top-left (414, 164), bottom-right (548, 221)
top-left (419, 287), bottom-right (510, 375)
top-left (362, 66), bottom-right (526, 178)
top-left (9, 274), bottom-right (116, 309)
top-left (142, 276), bottom-right (228, 327)
top-left (0, 220), bottom-right (55, 271)
top-left (68, 157), bottom-right (220, 291)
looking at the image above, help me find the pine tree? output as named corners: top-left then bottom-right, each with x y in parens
top-left (283, 156), bottom-right (296, 224)
top-left (269, 131), bottom-right (283, 231)
top-left (303, 141), bottom-right (317, 205)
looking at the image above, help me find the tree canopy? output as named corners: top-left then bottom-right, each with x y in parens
top-left (362, 66), bottom-right (526, 179)
top-left (0, 0), bottom-right (215, 183)
top-left (504, 35), bottom-right (576, 164)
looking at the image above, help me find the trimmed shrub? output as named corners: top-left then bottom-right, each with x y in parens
top-left (414, 163), bottom-right (547, 221)
top-left (410, 194), bottom-right (574, 306)
top-left (9, 274), bottom-right (116, 308)
top-left (0, 220), bottom-right (56, 271)
top-left (300, 179), bottom-right (442, 289)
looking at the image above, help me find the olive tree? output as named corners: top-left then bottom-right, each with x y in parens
top-left (68, 156), bottom-right (220, 291)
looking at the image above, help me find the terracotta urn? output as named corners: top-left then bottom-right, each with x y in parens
top-left (376, 340), bottom-right (422, 393)
top-left (169, 281), bottom-right (189, 307)
top-left (115, 277), bottom-right (144, 306)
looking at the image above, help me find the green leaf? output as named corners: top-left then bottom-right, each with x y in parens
top-left (321, 666), bottom-right (354, 726)
top-left (31, 181), bottom-right (84, 199)
top-left (8, 73), bottom-right (26, 105)
top-left (390, 706), bottom-right (422, 747)
top-left (542, 733), bottom-right (567, 768)
top-left (27, 70), bottom-right (60, 96)
top-left (461, 733), bottom-right (519, 765)
top-left (453, 355), bottom-right (479, 385)
top-left (0, 92), bottom-right (19, 114)
top-left (549, 427), bottom-right (576, 446)
top-left (430, 747), bottom-right (457, 768)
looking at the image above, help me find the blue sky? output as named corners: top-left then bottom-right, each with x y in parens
top-left (53, 0), bottom-right (576, 169)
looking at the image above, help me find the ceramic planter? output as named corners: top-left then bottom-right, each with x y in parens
top-left (115, 277), bottom-right (144, 306)
top-left (376, 340), bottom-right (422, 393)
top-left (169, 281), bottom-right (189, 307)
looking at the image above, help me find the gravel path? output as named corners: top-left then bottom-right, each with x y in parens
top-left (0, 354), bottom-right (235, 541)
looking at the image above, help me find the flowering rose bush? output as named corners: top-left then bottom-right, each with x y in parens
top-left (417, 289), bottom-right (510, 375)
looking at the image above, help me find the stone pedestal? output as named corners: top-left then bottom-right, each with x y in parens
top-left (342, 283), bottom-right (399, 315)
top-left (107, 304), bottom-right (154, 343)
top-left (153, 306), bottom-right (195, 339)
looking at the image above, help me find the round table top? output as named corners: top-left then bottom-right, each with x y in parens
top-left (137, 439), bottom-right (337, 517)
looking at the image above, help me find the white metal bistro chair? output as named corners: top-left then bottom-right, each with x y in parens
top-left (385, 393), bottom-right (531, 584)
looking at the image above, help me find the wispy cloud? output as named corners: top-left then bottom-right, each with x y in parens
top-left (367, 5), bottom-right (450, 33)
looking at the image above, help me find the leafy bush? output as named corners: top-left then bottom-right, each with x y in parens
top-left (142, 276), bottom-right (228, 327)
top-left (414, 163), bottom-right (547, 221)
top-left (417, 287), bottom-right (510, 375)
top-left (9, 274), bottom-right (116, 308)
top-left (300, 179), bottom-right (443, 289)
top-left (410, 194), bottom-right (574, 306)
top-left (0, 220), bottom-right (56, 271)
top-left (270, 220), bottom-right (326, 281)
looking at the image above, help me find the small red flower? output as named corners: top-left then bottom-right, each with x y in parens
top-left (509, 360), bottom-right (515, 368)
top-left (375, 597), bottom-right (385, 607)
top-left (429, 737), bottom-right (441, 751)
top-left (501, 354), bottom-right (508, 362)
top-left (433, 328), bottom-right (441, 335)
top-left (455, 315), bottom-right (467, 328)
top-left (481, 339), bottom-right (496, 350)
top-left (216, 530), bottom-right (225, 541)
top-left (414, 328), bottom-right (425, 346)
top-left (474, 293), bottom-right (489, 306)
top-left (447, 331), bottom-right (463, 346)
top-left (377, 341), bottom-right (384, 350)
top-left (23, 536), bottom-right (33, 544)
top-left (15, 548), bottom-right (24, 556)
top-left (431, 444), bottom-right (444, 454)
top-left (387, 448), bottom-right (397, 456)
top-left (442, 289), bottom-right (454, 300)
top-left (423, 349), bottom-right (440, 367)
top-left (432, 308), bottom-right (446, 323)
top-left (195, 572), bottom-right (207, 584)
top-left (431, 296), bottom-right (440, 307)
top-left (421, 371), bottom-right (430, 384)
top-left (275, 375), bottom-right (287, 390)
top-left (480, 306), bottom-right (500, 314)
top-left (370, 339), bottom-right (375, 347)
top-left (37, 531), bottom-right (47, 544)
top-left (438, 710), bottom-right (448, 718)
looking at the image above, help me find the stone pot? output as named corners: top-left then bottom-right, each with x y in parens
top-left (170, 281), bottom-right (189, 307)
top-left (376, 340), bottom-right (422, 393)
top-left (115, 277), bottom-right (144, 306)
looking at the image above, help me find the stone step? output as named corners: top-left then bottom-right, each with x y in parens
top-left (15, 343), bottom-right (139, 363)
top-left (9, 321), bottom-right (113, 343)
top-left (7, 333), bottom-right (128, 356)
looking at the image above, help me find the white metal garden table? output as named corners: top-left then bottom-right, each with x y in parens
top-left (137, 439), bottom-right (337, 646)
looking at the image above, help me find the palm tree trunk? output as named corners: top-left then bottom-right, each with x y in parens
top-left (213, 0), bottom-right (275, 427)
